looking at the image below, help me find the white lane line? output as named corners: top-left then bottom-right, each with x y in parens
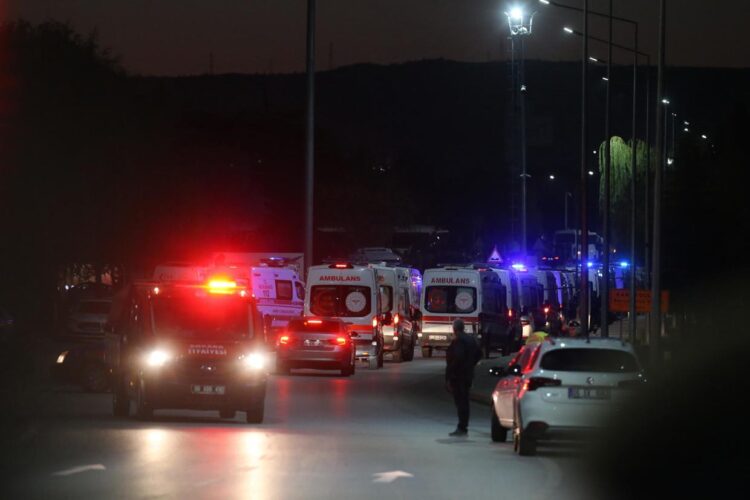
top-left (52, 464), bottom-right (106, 476)
top-left (372, 470), bottom-right (414, 483)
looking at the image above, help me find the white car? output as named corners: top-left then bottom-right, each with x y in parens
top-left (490, 337), bottom-right (644, 456)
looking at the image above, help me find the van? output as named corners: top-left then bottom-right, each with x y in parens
top-left (370, 265), bottom-right (420, 362)
top-left (305, 263), bottom-right (385, 368)
top-left (420, 266), bottom-right (510, 358)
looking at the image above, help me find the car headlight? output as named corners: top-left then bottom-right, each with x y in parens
top-left (241, 352), bottom-right (267, 371)
top-left (56, 351), bottom-right (69, 364)
top-left (145, 349), bottom-right (172, 368)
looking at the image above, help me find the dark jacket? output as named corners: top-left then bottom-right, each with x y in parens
top-left (445, 332), bottom-right (481, 383)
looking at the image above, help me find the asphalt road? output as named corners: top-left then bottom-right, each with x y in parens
top-left (2, 351), bottom-right (595, 500)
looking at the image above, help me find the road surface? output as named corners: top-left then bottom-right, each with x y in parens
top-left (3, 352), bottom-right (595, 499)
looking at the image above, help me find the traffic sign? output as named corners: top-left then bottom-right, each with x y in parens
top-left (609, 289), bottom-right (669, 313)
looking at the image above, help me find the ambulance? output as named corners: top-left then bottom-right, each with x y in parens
top-left (304, 263), bottom-right (384, 368)
top-left (420, 266), bottom-right (509, 358)
top-left (369, 265), bottom-right (420, 362)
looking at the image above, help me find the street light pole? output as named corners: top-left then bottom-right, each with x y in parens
top-left (629, 23), bottom-right (639, 345)
top-left (580, 0), bottom-right (590, 335)
top-left (565, 191), bottom-right (573, 230)
top-left (304, 0), bottom-right (316, 276)
top-left (601, 0), bottom-right (613, 338)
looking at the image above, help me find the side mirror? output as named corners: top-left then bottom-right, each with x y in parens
top-left (382, 312), bottom-right (393, 325)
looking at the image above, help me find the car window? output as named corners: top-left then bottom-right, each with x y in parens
top-left (294, 281), bottom-right (305, 300)
top-left (541, 348), bottom-right (638, 373)
top-left (425, 286), bottom-right (477, 314)
top-left (276, 280), bottom-right (293, 300)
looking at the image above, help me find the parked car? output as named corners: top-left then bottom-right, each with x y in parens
top-left (490, 337), bottom-right (645, 456)
top-left (276, 318), bottom-right (356, 376)
top-left (66, 298), bottom-right (112, 337)
top-left (53, 341), bottom-right (111, 392)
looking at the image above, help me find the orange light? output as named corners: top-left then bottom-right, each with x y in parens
top-left (372, 317), bottom-right (378, 328)
top-left (508, 309), bottom-right (513, 318)
top-left (334, 263), bottom-right (348, 269)
top-left (393, 313), bottom-right (400, 325)
top-left (279, 335), bottom-right (290, 345)
top-left (336, 337), bottom-right (347, 346)
top-left (207, 279), bottom-right (237, 294)
top-left (306, 319), bottom-right (323, 325)
top-left (544, 307), bottom-right (550, 314)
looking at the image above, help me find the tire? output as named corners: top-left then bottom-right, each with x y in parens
top-left (391, 347), bottom-right (403, 363)
top-left (276, 361), bottom-right (290, 375)
top-left (491, 411), bottom-right (508, 442)
top-left (134, 379), bottom-right (153, 420)
top-left (219, 409), bottom-right (236, 419)
top-left (404, 337), bottom-right (415, 362)
top-left (112, 376), bottom-right (129, 417)
top-left (83, 363), bottom-right (109, 393)
top-left (246, 387), bottom-right (266, 424)
top-left (422, 347), bottom-right (433, 358)
top-left (514, 421), bottom-right (537, 456)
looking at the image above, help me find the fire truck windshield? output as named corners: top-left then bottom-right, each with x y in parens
top-left (151, 295), bottom-right (251, 340)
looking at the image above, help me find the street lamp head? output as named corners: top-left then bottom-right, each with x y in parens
top-left (509, 6), bottom-right (524, 21)
top-left (588, 170), bottom-right (595, 176)
top-left (589, 56), bottom-right (599, 63)
top-left (563, 26), bottom-right (574, 34)
top-left (602, 76), bottom-right (609, 81)
top-left (505, 5), bottom-right (536, 35)
top-left (701, 134), bottom-right (708, 140)
top-left (661, 98), bottom-right (670, 105)
top-left (539, 0), bottom-right (550, 5)
top-left (684, 120), bottom-right (690, 126)
top-left (684, 127), bottom-right (689, 132)
top-left (549, 174), bottom-right (555, 180)
top-left (667, 157), bottom-right (674, 165)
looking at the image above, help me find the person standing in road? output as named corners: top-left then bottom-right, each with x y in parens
top-left (445, 318), bottom-right (481, 437)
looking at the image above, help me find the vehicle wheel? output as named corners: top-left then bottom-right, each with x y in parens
top-left (391, 347), bottom-right (403, 363)
top-left (404, 338), bottom-right (415, 362)
top-left (220, 409), bottom-right (236, 419)
top-left (341, 363), bottom-right (354, 376)
top-left (514, 423), bottom-right (536, 456)
top-left (83, 363), bottom-right (109, 393)
top-left (276, 361), bottom-right (290, 375)
top-left (422, 347), bottom-right (432, 358)
top-left (112, 377), bottom-right (129, 417)
top-left (134, 379), bottom-right (153, 420)
top-left (491, 411), bottom-right (507, 442)
top-left (246, 387), bottom-right (266, 424)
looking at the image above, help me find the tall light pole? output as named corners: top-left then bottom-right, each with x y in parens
top-left (601, 0), bottom-right (613, 337)
top-left (565, 191), bottom-right (573, 230)
top-left (304, 0), bottom-right (316, 275)
top-left (504, 4), bottom-right (536, 258)
top-left (581, 0), bottom-right (589, 335)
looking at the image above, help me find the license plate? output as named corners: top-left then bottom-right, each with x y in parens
top-left (568, 387), bottom-right (611, 400)
top-left (191, 385), bottom-right (226, 395)
top-left (431, 335), bottom-right (447, 341)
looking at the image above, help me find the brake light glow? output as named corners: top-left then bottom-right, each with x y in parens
top-left (336, 337), bottom-right (348, 346)
top-left (279, 335), bottom-right (290, 345)
top-left (544, 306), bottom-right (550, 315)
top-left (393, 313), bottom-right (400, 325)
top-left (153, 287), bottom-right (160, 295)
top-left (372, 317), bottom-right (378, 328)
top-left (306, 319), bottom-right (323, 325)
top-left (508, 309), bottom-right (513, 318)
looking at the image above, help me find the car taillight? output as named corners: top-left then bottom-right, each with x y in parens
top-left (544, 307), bottom-right (550, 315)
top-left (524, 377), bottom-right (561, 391)
top-left (393, 313), bottom-right (400, 325)
top-left (335, 337), bottom-right (348, 346)
top-left (372, 317), bottom-right (378, 328)
top-left (508, 309), bottom-right (513, 318)
top-left (279, 335), bottom-right (290, 345)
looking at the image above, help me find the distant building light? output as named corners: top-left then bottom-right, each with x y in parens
top-left (701, 134), bottom-right (708, 140)
top-left (684, 120), bottom-right (690, 126)
top-left (667, 158), bottom-right (674, 165)
top-left (602, 76), bottom-right (609, 81)
top-left (684, 127), bottom-right (689, 132)
top-left (589, 56), bottom-right (599, 62)
top-left (549, 174), bottom-right (555, 180)
top-left (588, 170), bottom-right (595, 176)
top-left (563, 27), bottom-right (574, 34)
top-left (661, 98), bottom-right (670, 105)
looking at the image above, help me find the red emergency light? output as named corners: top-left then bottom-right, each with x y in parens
top-left (330, 263), bottom-right (354, 269)
top-left (207, 278), bottom-right (238, 294)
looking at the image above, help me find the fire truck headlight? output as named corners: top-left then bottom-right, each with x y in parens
top-left (241, 352), bottom-right (267, 371)
top-left (145, 349), bottom-right (172, 368)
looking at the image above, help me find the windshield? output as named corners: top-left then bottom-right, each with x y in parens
top-left (424, 286), bottom-right (477, 314)
top-left (541, 348), bottom-right (638, 373)
top-left (151, 295), bottom-right (251, 340)
top-left (310, 285), bottom-right (372, 317)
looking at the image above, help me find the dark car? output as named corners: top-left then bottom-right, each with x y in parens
top-left (53, 341), bottom-right (111, 392)
top-left (109, 278), bottom-right (268, 423)
top-left (276, 318), bottom-right (355, 376)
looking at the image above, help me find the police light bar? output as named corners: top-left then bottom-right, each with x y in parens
top-left (619, 261), bottom-right (630, 268)
top-left (511, 263), bottom-right (528, 272)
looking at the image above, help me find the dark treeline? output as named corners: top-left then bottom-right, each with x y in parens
top-left (1, 21), bottom-right (748, 330)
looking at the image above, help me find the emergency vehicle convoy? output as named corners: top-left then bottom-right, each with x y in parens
top-left (305, 263), bottom-right (385, 368)
top-left (108, 273), bottom-right (269, 423)
top-left (420, 266), bottom-right (512, 357)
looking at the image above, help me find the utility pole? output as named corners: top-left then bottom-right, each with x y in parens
top-left (601, 0), bottom-right (613, 338)
top-left (650, 0), bottom-right (666, 369)
top-left (629, 24), bottom-right (639, 345)
top-left (580, 0), bottom-right (590, 335)
top-left (520, 36), bottom-right (528, 258)
top-left (304, 0), bottom-right (316, 275)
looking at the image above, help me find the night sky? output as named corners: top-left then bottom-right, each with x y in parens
top-left (8, 0), bottom-right (750, 75)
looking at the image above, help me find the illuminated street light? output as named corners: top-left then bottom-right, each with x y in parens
top-left (667, 157), bottom-right (674, 165)
top-left (684, 120), bottom-right (689, 126)
top-left (505, 5), bottom-right (535, 35)
top-left (549, 174), bottom-right (555, 180)
top-left (539, 0), bottom-right (550, 5)
top-left (588, 170), bottom-right (595, 176)
top-left (510, 7), bottom-right (524, 21)
top-left (661, 98), bottom-right (670, 105)
top-left (602, 76), bottom-right (609, 81)
top-left (684, 127), bottom-right (689, 132)
top-left (701, 134), bottom-right (708, 139)
top-left (563, 26), bottom-right (574, 34)
top-left (589, 56), bottom-right (599, 62)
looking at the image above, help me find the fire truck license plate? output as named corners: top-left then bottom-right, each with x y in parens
top-left (192, 385), bottom-right (225, 395)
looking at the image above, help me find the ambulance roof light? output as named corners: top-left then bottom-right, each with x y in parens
top-left (511, 263), bottom-right (528, 272)
top-left (619, 261), bottom-right (630, 268)
top-left (207, 278), bottom-right (238, 294)
top-left (330, 263), bottom-right (354, 269)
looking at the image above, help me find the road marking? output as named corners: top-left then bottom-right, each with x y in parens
top-left (52, 464), bottom-right (106, 476)
top-left (372, 470), bottom-right (414, 483)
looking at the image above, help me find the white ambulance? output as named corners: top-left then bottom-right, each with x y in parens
top-left (370, 265), bottom-right (420, 363)
top-left (420, 266), bottom-right (509, 358)
top-left (305, 263), bottom-right (384, 368)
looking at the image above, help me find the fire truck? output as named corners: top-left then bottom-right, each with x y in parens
top-left (108, 274), bottom-right (268, 423)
